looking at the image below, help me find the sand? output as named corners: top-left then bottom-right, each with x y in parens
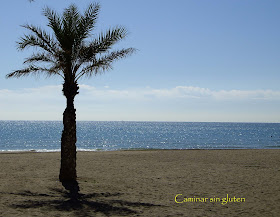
top-left (0, 150), bottom-right (279, 216)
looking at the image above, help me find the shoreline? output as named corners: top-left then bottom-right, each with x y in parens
top-left (0, 149), bottom-right (279, 216)
top-left (0, 147), bottom-right (280, 154)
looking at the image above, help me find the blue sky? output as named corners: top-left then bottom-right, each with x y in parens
top-left (0, 0), bottom-right (280, 122)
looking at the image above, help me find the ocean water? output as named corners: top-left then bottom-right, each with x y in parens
top-left (0, 121), bottom-right (280, 152)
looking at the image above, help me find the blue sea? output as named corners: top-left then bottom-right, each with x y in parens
top-left (0, 121), bottom-right (280, 152)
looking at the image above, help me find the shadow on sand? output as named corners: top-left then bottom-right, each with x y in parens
top-left (6, 185), bottom-right (160, 216)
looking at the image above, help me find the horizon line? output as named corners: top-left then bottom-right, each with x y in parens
top-left (0, 120), bottom-right (279, 124)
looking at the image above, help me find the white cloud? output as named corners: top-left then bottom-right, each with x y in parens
top-left (211, 89), bottom-right (280, 100)
top-left (1, 84), bottom-right (280, 121)
top-left (1, 84), bottom-right (280, 104)
top-left (77, 85), bottom-right (280, 101)
top-left (0, 85), bottom-right (64, 105)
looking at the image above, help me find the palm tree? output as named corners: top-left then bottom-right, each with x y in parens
top-left (7, 3), bottom-right (135, 191)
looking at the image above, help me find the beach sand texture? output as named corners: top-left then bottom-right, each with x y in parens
top-left (0, 150), bottom-right (279, 216)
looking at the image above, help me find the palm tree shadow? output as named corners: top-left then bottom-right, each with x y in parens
top-left (8, 186), bottom-right (160, 216)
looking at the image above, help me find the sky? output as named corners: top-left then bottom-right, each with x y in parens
top-left (0, 0), bottom-right (280, 122)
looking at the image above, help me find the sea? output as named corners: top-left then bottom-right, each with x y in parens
top-left (0, 121), bottom-right (280, 152)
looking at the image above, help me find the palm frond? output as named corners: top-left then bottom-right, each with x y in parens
top-left (21, 24), bottom-right (58, 54)
top-left (18, 35), bottom-right (50, 54)
top-left (97, 27), bottom-right (128, 51)
top-left (98, 48), bottom-right (136, 65)
top-left (43, 6), bottom-right (63, 44)
top-left (79, 27), bottom-right (128, 62)
top-left (58, 4), bottom-right (81, 51)
top-left (6, 65), bottom-right (64, 79)
top-left (23, 52), bottom-right (56, 64)
top-left (78, 3), bottom-right (100, 41)
top-left (75, 47), bottom-right (136, 80)
top-left (62, 4), bottom-right (80, 34)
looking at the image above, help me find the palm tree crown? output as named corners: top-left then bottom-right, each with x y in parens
top-left (7, 3), bottom-right (135, 82)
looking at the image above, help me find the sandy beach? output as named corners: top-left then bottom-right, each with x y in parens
top-left (0, 150), bottom-right (279, 216)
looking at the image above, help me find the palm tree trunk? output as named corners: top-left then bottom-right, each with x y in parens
top-left (59, 100), bottom-right (77, 182)
top-left (59, 81), bottom-right (79, 189)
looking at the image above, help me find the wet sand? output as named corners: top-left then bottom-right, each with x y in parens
top-left (0, 150), bottom-right (279, 216)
